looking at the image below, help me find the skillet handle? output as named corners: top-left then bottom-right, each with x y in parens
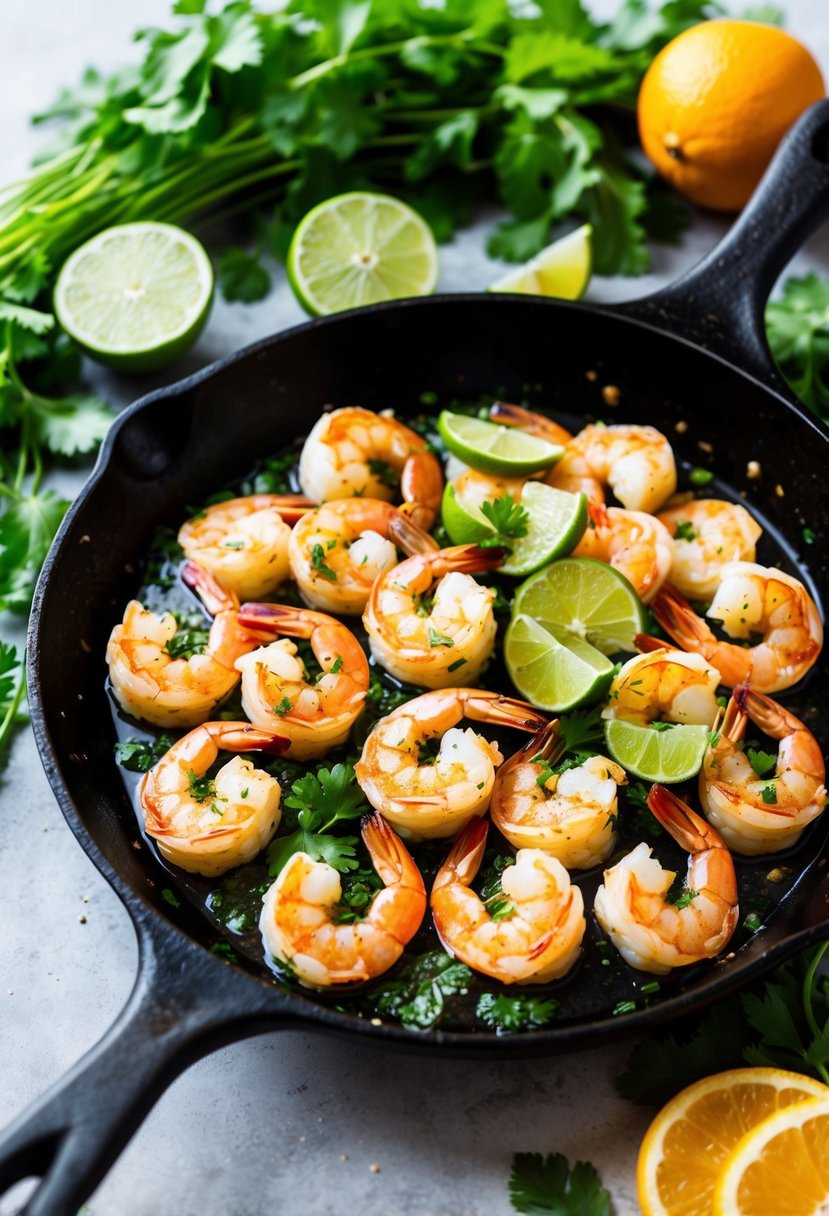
top-left (618, 99), bottom-right (829, 402)
top-left (0, 914), bottom-right (295, 1216)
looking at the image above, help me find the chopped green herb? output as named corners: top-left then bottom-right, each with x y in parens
top-left (673, 519), bottom-right (697, 541)
top-left (613, 1000), bottom-right (637, 1016)
top-left (689, 467), bottom-right (714, 486)
top-left (373, 950), bottom-right (472, 1031)
top-left (273, 696), bottom-right (293, 717)
top-left (367, 458), bottom-right (399, 488)
top-left (509, 1151), bottom-right (610, 1216)
top-left (744, 912), bottom-right (763, 932)
top-left (480, 494), bottom-right (530, 549)
top-left (223, 539), bottom-right (245, 550)
top-left (187, 768), bottom-right (216, 803)
top-left (163, 624), bottom-right (210, 661)
top-left (747, 747), bottom-right (777, 778)
top-left (477, 992), bottom-right (558, 1034)
top-left (803, 527), bottom-right (816, 545)
top-left (428, 627), bottom-right (454, 648)
top-left (447, 657), bottom-right (468, 673)
top-left (114, 733), bottom-right (174, 773)
top-left (311, 543), bottom-right (337, 581)
top-left (330, 655), bottom-right (343, 675)
top-left (161, 887), bottom-right (181, 909)
top-left (266, 763), bottom-right (368, 876)
top-left (761, 783), bottom-right (778, 805)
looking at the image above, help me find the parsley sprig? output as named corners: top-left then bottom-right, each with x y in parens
top-left (0, 643), bottom-right (26, 769)
top-left (480, 494), bottom-right (530, 550)
top-left (266, 763), bottom-right (369, 875)
top-left (509, 1151), bottom-right (610, 1216)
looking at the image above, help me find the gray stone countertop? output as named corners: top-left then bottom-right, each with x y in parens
top-left (1, 1), bottom-right (828, 1213)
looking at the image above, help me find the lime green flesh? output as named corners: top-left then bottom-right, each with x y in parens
top-left (505, 613), bottom-right (614, 712)
top-left (437, 411), bottom-right (564, 476)
top-left (512, 557), bottom-right (646, 656)
top-left (489, 224), bottom-right (592, 300)
top-left (287, 192), bottom-right (439, 316)
top-left (54, 222), bottom-right (213, 372)
top-left (604, 719), bottom-right (710, 783)
top-left (441, 482), bottom-right (493, 545)
top-left (499, 483), bottom-right (588, 576)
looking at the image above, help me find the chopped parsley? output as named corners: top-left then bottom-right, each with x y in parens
top-left (761, 782), bottom-right (778, 804)
top-left (689, 467), bottom-right (714, 486)
top-left (428, 627), bottom-right (454, 648)
top-left (747, 747), bottom-right (777, 777)
top-left (311, 543), bottom-right (337, 581)
top-left (447, 657), bottom-right (468, 673)
top-left (329, 655), bottom-right (344, 675)
top-left (272, 696), bottom-right (293, 717)
top-left (367, 458), bottom-right (399, 488)
top-left (673, 519), bottom-right (697, 541)
top-left (114, 734), bottom-right (174, 773)
top-left (266, 763), bottom-right (369, 876)
top-left (187, 769), bottom-right (217, 803)
top-left (479, 494), bottom-right (530, 549)
top-left (373, 950), bottom-right (472, 1031)
top-left (509, 1151), bottom-right (610, 1216)
top-left (477, 992), bottom-right (558, 1034)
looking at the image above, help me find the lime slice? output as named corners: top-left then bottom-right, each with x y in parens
top-left (287, 192), bottom-right (438, 316)
top-left (437, 411), bottom-right (564, 476)
top-left (512, 557), bottom-right (646, 656)
top-left (54, 222), bottom-right (213, 373)
top-left (505, 613), bottom-right (614, 712)
top-left (500, 483), bottom-right (588, 577)
top-left (604, 719), bottom-right (710, 783)
top-left (489, 224), bottom-right (592, 300)
top-left (441, 482), bottom-right (493, 545)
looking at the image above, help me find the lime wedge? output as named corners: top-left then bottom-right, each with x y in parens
top-left (441, 482), bottom-right (493, 545)
top-left (500, 483), bottom-right (588, 577)
top-left (489, 224), bottom-right (592, 300)
top-left (287, 192), bottom-right (438, 316)
top-left (512, 557), bottom-right (646, 656)
top-left (604, 719), bottom-right (710, 783)
top-left (54, 222), bottom-right (213, 373)
top-left (505, 613), bottom-right (614, 711)
top-left (437, 411), bottom-right (564, 476)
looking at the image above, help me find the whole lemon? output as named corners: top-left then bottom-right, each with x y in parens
top-left (638, 20), bottom-right (825, 211)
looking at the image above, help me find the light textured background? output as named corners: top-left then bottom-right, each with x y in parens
top-left (1, 3), bottom-right (829, 1214)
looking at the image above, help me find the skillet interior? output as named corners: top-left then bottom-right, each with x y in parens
top-left (33, 293), bottom-right (829, 1048)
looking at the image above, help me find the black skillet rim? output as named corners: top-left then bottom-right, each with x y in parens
top-left (27, 291), bottom-right (829, 1055)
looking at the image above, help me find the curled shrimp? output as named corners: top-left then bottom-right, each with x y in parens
top-left (139, 721), bottom-right (288, 876)
top-left (656, 499), bottom-right (762, 601)
top-left (259, 813), bottom-right (426, 988)
top-left (288, 497), bottom-right (431, 615)
top-left (106, 561), bottom-right (261, 728)
top-left (178, 494), bottom-right (314, 601)
top-left (355, 688), bottom-right (547, 840)
top-left (651, 563), bottom-right (823, 692)
top-left (430, 818), bottom-right (586, 984)
top-left (700, 685), bottom-right (828, 855)
top-left (593, 784), bottom-right (739, 974)
top-left (234, 603), bottom-right (369, 760)
top-left (603, 648), bottom-right (722, 728)
top-left (490, 721), bottom-right (626, 869)
top-left (572, 502), bottom-right (673, 603)
top-left (363, 515), bottom-right (504, 689)
top-left (298, 406), bottom-right (443, 529)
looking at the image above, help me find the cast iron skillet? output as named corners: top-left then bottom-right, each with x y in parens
top-left (3, 101), bottom-right (829, 1216)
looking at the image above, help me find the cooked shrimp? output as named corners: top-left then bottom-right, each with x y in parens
top-left (178, 494), bottom-right (314, 601)
top-left (234, 604), bottom-right (369, 760)
top-left (288, 498), bottom-right (434, 615)
top-left (593, 784), bottom-right (739, 974)
top-left (556, 427), bottom-right (677, 515)
top-left (449, 465), bottom-right (537, 514)
top-left (490, 721), bottom-right (626, 869)
top-left (700, 685), bottom-right (827, 855)
top-left (139, 721), bottom-right (288, 877)
top-left (651, 563), bottom-right (823, 692)
top-left (656, 499), bottom-right (762, 601)
top-left (106, 561), bottom-right (261, 729)
top-left (355, 688), bottom-right (547, 839)
top-left (363, 515), bottom-right (503, 689)
top-left (603, 648), bottom-right (722, 728)
top-left (572, 502), bottom-right (673, 603)
top-left (487, 401), bottom-right (574, 446)
top-left (430, 818), bottom-right (586, 984)
top-left (298, 406), bottom-right (443, 529)
top-left (259, 813), bottom-right (426, 988)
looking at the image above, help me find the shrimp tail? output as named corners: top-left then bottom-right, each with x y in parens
top-left (388, 512), bottom-right (441, 557)
top-left (434, 543), bottom-right (509, 576)
top-left (181, 560), bottom-right (239, 615)
top-left (488, 401), bottom-right (573, 445)
top-left (634, 634), bottom-right (678, 654)
top-left (207, 721), bottom-right (291, 754)
top-left (650, 586), bottom-right (714, 653)
top-left (646, 784), bottom-right (726, 853)
top-left (399, 451), bottom-right (444, 532)
top-left (432, 818), bottom-right (489, 891)
top-left (737, 684), bottom-right (804, 741)
top-left (238, 602), bottom-right (318, 637)
top-left (268, 494), bottom-right (317, 524)
top-left (523, 718), bottom-right (563, 765)
top-left (722, 688), bottom-right (749, 743)
top-left (462, 691), bottom-right (549, 733)
top-left (361, 813), bottom-right (424, 893)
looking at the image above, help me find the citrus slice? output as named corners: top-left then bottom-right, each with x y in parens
top-left (604, 718), bottom-right (710, 783)
top-left (437, 411), bottom-right (564, 476)
top-left (500, 484), bottom-right (588, 576)
top-left (638, 1068), bottom-right (828, 1216)
top-left (489, 224), bottom-right (592, 299)
top-left (54, 222), bottom-right (214, 373)
top-left (713, 1091), bottom-right (829, 1216)
top-left (441, 483), bottom-right (492, 545)
top-left (504, 613), bottom-right (614, 712)
top-left (287, 192), bottom-right (438, 316)
top-left (512, 557), bottom-right (646, 655)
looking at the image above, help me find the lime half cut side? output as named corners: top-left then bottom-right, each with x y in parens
top-left (499, 483), bottom-right (588, 577)
top-left (54, 222), bottom-right (214, 373)
top-left (512, 556), bottom-right (646, 656)
top-left (437, 411), bottom-right (564, 476)
top-left (604, 719), bottom-right (710, 783)
top-left (287, 192), bottom-right (439, 316)
top-left (505, 613), bottom-right (614, 712)
top-left (489, 224), bottom-right (592, 300)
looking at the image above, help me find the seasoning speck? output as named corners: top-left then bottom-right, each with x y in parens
top-left (585, 370), bottom-right (597, 382)
top-left (697, 440), bottom-right (713, 454)
top-left (602, 384), bottom-right (620, 406)
top-left (675, 420), bottom-right (688, 434)
top-left (369, 1164), bottom-right (381, 1174)
top-left (747, 460), bottom-right (762, 480)
top-left (370, 1017), bottom-right (382, 1026)
top-left (340, 1155), bottom-right (349, 1162)
top-left (774, 484), bottom-right (785, 498)
top-left (79, 914), bottom-right (87, 924)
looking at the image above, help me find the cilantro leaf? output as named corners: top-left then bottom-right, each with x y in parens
top-left (373, 949), bottom-right (472, 1031)
top-left (477, 992), bottom-right (558, 1034)
top-left (0, 491), bottom-right (69, 612)
top-left (509, 1151), bottom-right (610, 1216)
top-left (218, 248), bottom-right (271, 304)
top-left (480, 494), bottom-right (530, 547)
top-left (0, 643), bottom-right (27, 771)
top-left (29, 393), bottom-right (113, 457)
top-left (0, 302), bottom-right (55, 335)
top-left (766, 274), bottom-right (829, 419)
top-left (747, 747), bottom-right (777, 778)
top-left (114, 734), bottom-right (175, 773)
top-left (267, 763), bottom-right (368, 876)
top-left (557, 706), bottom-right (604, 754)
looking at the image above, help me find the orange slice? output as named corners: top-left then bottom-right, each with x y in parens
top-left (637, 1067), bottom-right (828, 1216)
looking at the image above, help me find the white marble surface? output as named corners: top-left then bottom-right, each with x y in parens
top-left (1, 2), bottom-right (829, 1214)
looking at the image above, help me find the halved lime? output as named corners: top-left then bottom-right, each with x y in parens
top-left (437, 411), bottom-right (564, 476)
top-left (489, 224), bottom-right (592, 300)
top-left (505, 613), bottom-right (614, 712)
top-left (500, 483), bottom-right (588, 577)
top-left (604, 719), bottom-right (710, 783)
top-left (512, 557), bottom-right (646, 655)
top-left (54, 222), bottom-right (213, 373)
top-left (287, 192), bottom-right (439, 316)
